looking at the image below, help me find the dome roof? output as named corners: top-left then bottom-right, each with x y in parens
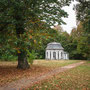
top-left (46, 42), bottom-right (64, 50)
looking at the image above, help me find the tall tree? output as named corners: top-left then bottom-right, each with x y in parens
top-left (75, 0), bottom-right (90, 59)
top-left (0, 0), bottom-right (72, 69)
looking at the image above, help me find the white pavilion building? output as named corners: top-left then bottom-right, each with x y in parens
top-left (45, 42), bottom-right (69, 60)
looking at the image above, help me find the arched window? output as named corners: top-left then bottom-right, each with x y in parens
top-left (50, 51), bottom-right (51, 59)
top-left (61, 52), bottom-right (63, 59)
top-left (47, 52), bottom-right (48, 58)
top-left (58, 51), bottom-right (59, 59)
top-left (53, 52), bottom-right (56, 59)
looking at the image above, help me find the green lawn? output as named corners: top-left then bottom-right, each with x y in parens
top-left (33, 60), bottom-right (82, 68)
top-left (30, 61), bottom-right (90, 90)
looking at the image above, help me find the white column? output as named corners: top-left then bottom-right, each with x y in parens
top-left (48, 50), bottom-right (50, 59)
top-left (66, 54), bottom-right (68, 59)
top-left (59, 51), bottom-right (60, 60)
top-left (62, 52), bottom-right (64, 60)
top-left (54, 50), bottom-right (57, 60)
top-left (51, 50), bottom-right (53, 60)
top-left (63, 53), bottom-right (65, 60)
top-left (64, 53), bottom-right (65, 60)
top-left (66, 54), bottom-right (68, 60)
top-left (58, 51), bottom-right (59, 60)
top-left (59, 51), bottom-right (61, 59)
top-left (45, 50), bottom-right (47, 59)
top-left (63, 53), bottom-right (64, 60)
top-left (65, 54), bottom-right (67, 59)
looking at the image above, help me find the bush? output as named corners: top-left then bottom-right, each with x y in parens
top-left (26, 50), bottom-right (37, 65)
top-left (0, 49), bottom-right (17, 61)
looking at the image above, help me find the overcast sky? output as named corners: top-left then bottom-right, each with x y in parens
top-left (61, 1), bottom-right (78, 34)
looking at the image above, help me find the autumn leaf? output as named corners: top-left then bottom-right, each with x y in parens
top-left (17, 50), bottom-right (21, 53)
top-left (34, 40), bottom-right (36, 43)
top-left (30, 35), bottom-right (32, 39)
top-left (29, 30), bottom-right (33, 33)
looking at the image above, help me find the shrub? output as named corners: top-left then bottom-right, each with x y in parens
top-left (26, 50), bottom-right (37, 65)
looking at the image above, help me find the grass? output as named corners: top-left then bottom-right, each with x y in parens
top-left (0, 60), bottom-right (81, 86)
top-left (33, 60), bottom-right (82, 68)
top-left (29, 61), bottom-right (90, 90)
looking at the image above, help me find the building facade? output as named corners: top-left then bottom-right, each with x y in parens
top-left (45, 42), bottom-right (69, 60)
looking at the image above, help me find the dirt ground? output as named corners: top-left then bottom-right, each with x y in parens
top-left (0, 61), bottom-right (85, 90)
top-left (0, 61), bottom-right (54, 86)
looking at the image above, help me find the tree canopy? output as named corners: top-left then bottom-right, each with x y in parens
top-left (0, 0), bottom-right (73, 69)
top-left (75, 0), bottom-right (90, 59)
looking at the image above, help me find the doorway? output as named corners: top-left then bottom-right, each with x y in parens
top-left (53, 52), bottom-right (56, 59)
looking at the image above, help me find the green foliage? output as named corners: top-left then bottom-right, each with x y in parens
top-left (0, 54), bottom-right (17, 61)
top-left (26, 50), bottom-right (37, 65)
top-left (75, 0), bottom-right (90, 60)
top-left (0, 0), bottom-right (73, 63)
top-left (75, 0), bottom-right (90, 59)
top-left (0, 42), bottom-right (17, 61)
top-left (2, 0), bottom-right (89, 62)
top-left (69, 22), bottom-right (90, 60)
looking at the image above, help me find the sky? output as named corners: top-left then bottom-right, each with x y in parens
top-left (61, 1), bottom-right (78, 34)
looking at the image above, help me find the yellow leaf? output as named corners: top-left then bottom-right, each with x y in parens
top-left (34, 40), bottom-right (36, 43)
top-left (17, 50), bottom-right (21, 53)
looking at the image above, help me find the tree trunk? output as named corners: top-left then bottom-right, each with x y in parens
top-left (14, 14), bottom-right (30, 69)
top-left (16, 28), bottom-right (30, 69)
top-left (17, 51), bottom-right (30, 69)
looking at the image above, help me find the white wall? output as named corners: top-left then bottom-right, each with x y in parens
top-left (46, 50), bottom-right (67, 60)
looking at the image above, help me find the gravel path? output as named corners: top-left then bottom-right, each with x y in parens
top-left (0, 61), bottom-right (85, 90)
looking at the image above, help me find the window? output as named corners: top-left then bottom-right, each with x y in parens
top-left (50, 51), bottom-right (51, 59)
top-left (47, 52), bottom-right (48, 58)
top-left (58, 51), bottom-right (59, 59)
top-left (53, 52), bottom-right (56, 59)
top-left (61, 52), bottom-right (63, 59)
